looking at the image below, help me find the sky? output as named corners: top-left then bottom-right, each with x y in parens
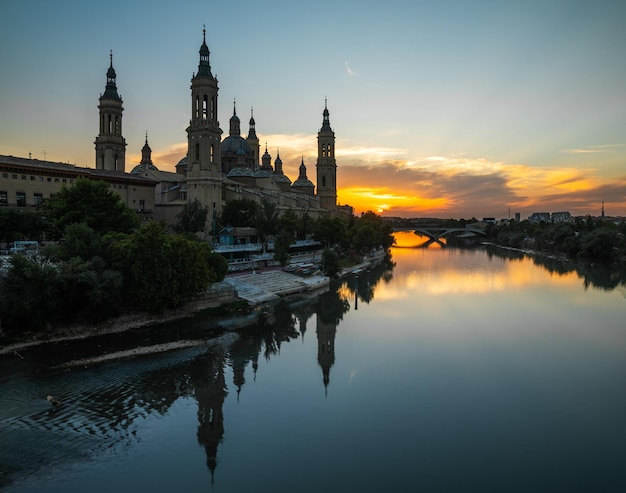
top-left (1, 0), bottom-right (625, 219)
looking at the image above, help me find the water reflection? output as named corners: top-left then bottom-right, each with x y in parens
top-left (2, 263), bottom-right (394, 488)
top-left (2, 237), bottom-right (625, 491)
top-left (394, 230), bottom-right (626, 295)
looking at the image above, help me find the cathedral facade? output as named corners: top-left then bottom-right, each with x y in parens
top-left (129, 29), bottom-right (347, 229)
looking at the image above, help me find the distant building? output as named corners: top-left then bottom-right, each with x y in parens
top-left (528, 212), bottom-right (551, 223)
top-left (551, 211), bottom-right (572, 223)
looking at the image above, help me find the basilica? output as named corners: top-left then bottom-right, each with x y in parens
top-left (98, 29), bottom-right (349, 227)
top-left (0, 30), bottom-right (350, 232)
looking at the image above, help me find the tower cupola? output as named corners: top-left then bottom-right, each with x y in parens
top-left (196, 27), bottom-right (213, 79)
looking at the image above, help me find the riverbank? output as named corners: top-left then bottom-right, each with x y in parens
top-left (0, 251), bottom-right (387, 359)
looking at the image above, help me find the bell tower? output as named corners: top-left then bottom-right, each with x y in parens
top-left (186, 27), bottom-right (223, 218)
top-left (316, 99), bottom-right (337, 211)
top-left (95, 51), bottom-right (126, 172)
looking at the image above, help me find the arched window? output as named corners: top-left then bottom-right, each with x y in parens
top-left (322, 176), bottom-right (326, 187)
top-left (210, 144), bottom-right (215, 162)
top-left (211, 97), bottom-right (216, 119)
top-left (195, 96), bottom-right (200, 119)
top-left (195, 143), bottom-right (200, 162)
top-left (203, 95), bottom-right (208, 120)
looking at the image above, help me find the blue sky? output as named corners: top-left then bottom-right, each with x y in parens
top-left (1, 0), bottom-right (625, 218)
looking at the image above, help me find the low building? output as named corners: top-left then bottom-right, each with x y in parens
top-left (528, 212), bottom-right (551, 223)
top-left (551, 211), bottom-right (572, 223)
top-left (0, 155), bottom-right (157, 218)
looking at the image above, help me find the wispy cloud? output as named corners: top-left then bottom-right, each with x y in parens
top-left (563, 144), bottom-right (623, 154)
top-left (345, 61), bottom-right (357, 77)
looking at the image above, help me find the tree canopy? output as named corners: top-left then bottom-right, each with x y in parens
top-left (41, 177), bottom-right (139, 238)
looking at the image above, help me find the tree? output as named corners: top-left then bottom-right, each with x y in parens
top-left (110, 222), bottom-right (221, 313)
top-left (278, 210), bottom-right (300, 239)
top-left (41, 177), bottom-right (139, 238)
top-left (55, 256), bottom-right (123, 324)
top-left (322, 247), bottom-right (340, 277)
top-left (254, 198), bottom-right (279, 252)
top-left (56, 222), bottom-right (104, 260)
top-left (352, 223), bottom-right (379, 254)
top-left (0, 208), bottom-right (46, 243)
top-left (221, 199), bottom-right (258, 227)
top-left (175, 198), bottom-right (209, 234)
top-left (313, 216), bottom-right (348, 248)
top-left (579, 228), bottom-right (618, 261)
top-left (274, 229), bottom-right (294, 266)
top-left (0, 254), bottom-right (61, 332)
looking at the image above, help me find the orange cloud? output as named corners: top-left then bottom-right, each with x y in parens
top-left (132, 138), bottom-right (626, 218)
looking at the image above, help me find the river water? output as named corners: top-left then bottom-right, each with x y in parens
top-left (1, 231), bottom-right (625, 492)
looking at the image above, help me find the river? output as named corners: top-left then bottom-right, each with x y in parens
top-left (1, 231), bottom-right (625, 492)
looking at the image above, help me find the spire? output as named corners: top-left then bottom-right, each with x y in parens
top-left (299, 156), bottom-right (307, 178)
top-left (229, 99), bottom-right (240, 136)
top-left (102, 50), bottom-right (121, 101)
top-left (274, 148), bottom-right (283, 174)
top-left (140, 131), bottom-right (153, 165)
top-left (321, 98), bottom-right (332, 132)
top-left (196, 25), bottom-right (213, 78)
top-left (261, 141), bottom-right (272, 170)
top-left (247, 107), bottom-right (258, 140)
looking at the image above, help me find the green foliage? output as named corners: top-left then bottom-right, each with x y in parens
top-left (278, 210), bottom-right (300, 239)
top-left (322, 248), bottom-right (340, 277)
top-left (254, 199), bottom-right (279, 249)
top-left (206, 252), bottom-right (228, 282)
top-left (57, 222), bottom-right (104, 260)
top-left (0, 208), bottom-right (47, 243)
top-left (352, 224), bottom-right (379, 254)
top-left (55, 256), bottom-right (123, 323)
top-left (273, 229), bottom-right (294, 266)
top-left (175, 198), bottom-right (209, 234)
top-left (110, 222), bottom-right (218, 313)
top-left (312, 215), bottom-right (348, 248)
top-left (221, 199), bottom-right (258, 227)
top-left (356, 211), bottom-right (396, 250)
top-left (0, 255), bottom-right (61, 332)
top-left (579, 227), bottom-right (618, 260)
top-left (41, 177), bottom-right (139, 238)
top-left (488, 219), bottom-right (625, 261)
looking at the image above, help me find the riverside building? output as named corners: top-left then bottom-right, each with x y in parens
top-left (1, 29), bottom-right (351, 236)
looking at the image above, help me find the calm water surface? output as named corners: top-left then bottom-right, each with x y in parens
top-left (2, 232), bottom-right (626, 492)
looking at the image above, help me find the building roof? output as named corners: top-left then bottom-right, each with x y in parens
top-left (0, 155), bottom-right (158, 186)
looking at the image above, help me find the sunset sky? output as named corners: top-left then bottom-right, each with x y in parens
top-left (1, 0), bottom-right (625, 219)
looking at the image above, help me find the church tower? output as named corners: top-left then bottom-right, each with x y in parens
top-left (186, 28), bottom-right (223, 218)
top-left (95, 52), bottom-right (126, 172)
top-left (246, 108), bottom-right (260, 169)
top-left (316, 99), bottom-right (337, 211)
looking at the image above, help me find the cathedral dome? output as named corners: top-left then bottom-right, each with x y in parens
top-left (254, 169), bottom-right (272, 178)
top-left (273, 174), bottom-right (292, 184)
top-left (227, 166), bottom-right (255, 178)
top-left (222, 135), bottom-right (253, 155)
top-left (176, 155), bottom-right (188, 168)
top-left (130, 162), bottom-right (159, 174)
top-left (292, 177), bottom-right (315, 188)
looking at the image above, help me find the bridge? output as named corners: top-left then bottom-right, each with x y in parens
top-left (396, 227), bottom-right (486, 247)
